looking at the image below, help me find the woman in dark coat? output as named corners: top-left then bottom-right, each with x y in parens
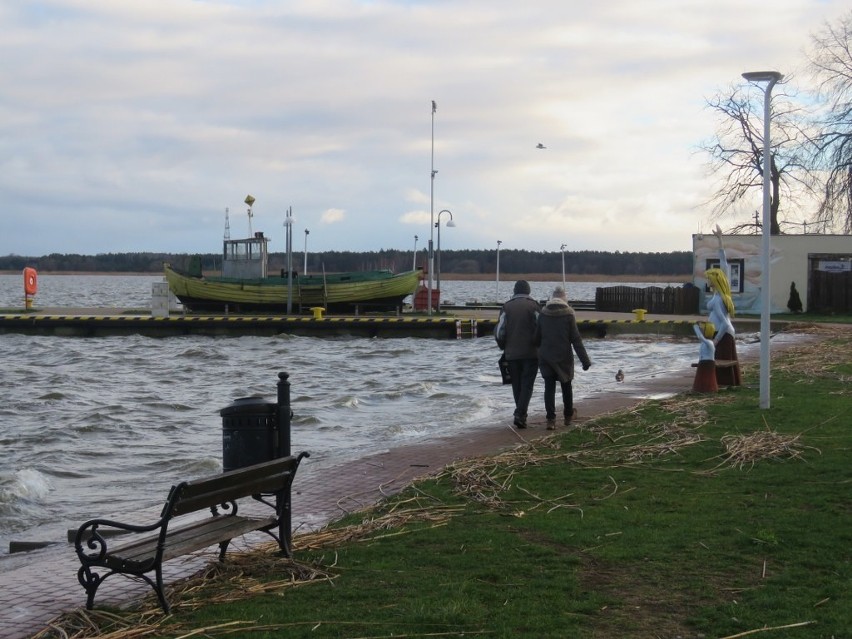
top-left (534, 286), bottom-right (592, 429)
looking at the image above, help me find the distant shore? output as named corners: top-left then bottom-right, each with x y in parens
top-left (2, 271), bottom-right (691, 283)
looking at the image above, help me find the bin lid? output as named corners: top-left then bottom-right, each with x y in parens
top-left (219, 396), bottom-right (276, 416)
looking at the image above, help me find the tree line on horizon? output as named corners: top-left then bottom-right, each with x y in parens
top-left (0, 249), bottom-right (692, 276)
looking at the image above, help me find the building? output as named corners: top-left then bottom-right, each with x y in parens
top-left (692, 234), bottom-right (851, 314)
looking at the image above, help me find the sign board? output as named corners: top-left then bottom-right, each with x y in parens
top-left (818, 260), bottom-right (851, 273)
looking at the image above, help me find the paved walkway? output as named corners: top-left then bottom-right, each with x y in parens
top-left (0, 366), bottom-right (696, 639)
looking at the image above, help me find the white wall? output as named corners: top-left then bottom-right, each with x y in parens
top-left (692, 234), bottom-right (852, 314)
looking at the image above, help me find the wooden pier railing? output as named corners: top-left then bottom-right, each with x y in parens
top-left (595, 285), bottom-right (699, 315)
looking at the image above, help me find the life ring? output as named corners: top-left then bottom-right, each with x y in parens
top-left (23, 267), bottom-right (38, 296)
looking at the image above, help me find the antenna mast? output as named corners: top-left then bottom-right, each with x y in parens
top-left (224, 207), bottom-right (231, 240)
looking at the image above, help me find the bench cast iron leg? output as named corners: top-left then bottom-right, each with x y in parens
top-left (77, 566), bottom-right (104, 610)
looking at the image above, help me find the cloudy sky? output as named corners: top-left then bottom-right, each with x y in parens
top-left (1, 0), bottom-right (848, 258)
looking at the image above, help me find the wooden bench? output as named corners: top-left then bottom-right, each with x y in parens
top-left (74, 452), bottom-right (309, 613)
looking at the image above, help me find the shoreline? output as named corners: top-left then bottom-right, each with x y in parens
top-left (0, 326), bottom-right (827, 639)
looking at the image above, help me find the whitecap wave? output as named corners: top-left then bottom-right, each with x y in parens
top-left (0, 468), bottom-right (54, 504)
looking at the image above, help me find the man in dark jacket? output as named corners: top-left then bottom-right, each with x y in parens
top-left (534, 286), bottom-right (591, 429)
top-left (495, 280), bottom-right (540, 428)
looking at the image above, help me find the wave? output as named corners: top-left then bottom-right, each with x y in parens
top-left (0, 468), bottom-right (54, 506)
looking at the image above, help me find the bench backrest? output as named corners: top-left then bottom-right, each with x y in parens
top-left (164, 452), bottom-right (309, 518)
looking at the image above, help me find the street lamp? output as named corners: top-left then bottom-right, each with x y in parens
top-left (283, 207), bottom-right (295, 314)
top-left (412, 235), bottom-right (419, 271)
top-left (496, 240), bottom-right (502, 298)
top-left (560, 243), bottom-right (567, 289)
top-left (435, 209), bottom-right (455, 306)
top-left (742, 70), bottom-right (783, 410)
top-left (303, 228), bottom-right (310, 276)
top-left (427, 100), bottom-right (438, 316)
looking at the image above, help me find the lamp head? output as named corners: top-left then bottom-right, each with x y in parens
top-left (446, 219), bottom-right (456, 228)
top-left (742, 71), bottom-right (783, 84)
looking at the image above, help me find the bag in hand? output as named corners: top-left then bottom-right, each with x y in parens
top-left (498, 353), bottom-right (511, 385)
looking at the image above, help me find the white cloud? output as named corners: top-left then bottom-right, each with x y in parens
top-left (0, 0), bottom-right (848, 256)
top-left (320, 208), bottom-right (346, 224)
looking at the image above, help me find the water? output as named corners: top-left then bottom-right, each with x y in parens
top-left (0, 274), bottom-right (701, 561)
top-left (0, 273), bottom-right (686, 309)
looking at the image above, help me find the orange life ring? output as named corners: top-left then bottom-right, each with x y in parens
top-left (23, 267), bottom-right (38, 296)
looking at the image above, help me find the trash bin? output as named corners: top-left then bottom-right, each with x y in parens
top-left (220, 396), bottom-right (277, 472)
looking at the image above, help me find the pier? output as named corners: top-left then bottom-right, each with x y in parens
top-left (0, 308), bottom-right (775, 339)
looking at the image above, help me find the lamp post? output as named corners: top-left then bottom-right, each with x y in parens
top-left (560, 243), bottom-right (567, 289)
top-left (742, 70), bottom-right (783, 410)
top-left (283, 207), bottom-right (294, 314)
top-left (427, 100), bottom-right (438, 316)
top-left (435, 210), bottom-right (455, 307)
top-left (496, 240), bottom-right (502, 298)
top-left (412, 235), bottom-right (419, 271)
top-left (303, 228), bottom-right (310, 276)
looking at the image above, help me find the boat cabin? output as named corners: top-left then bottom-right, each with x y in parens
top-left (223, 232), bottom-right (269, 279)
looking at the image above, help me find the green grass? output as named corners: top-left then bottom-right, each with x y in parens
top-left (37, 330), bottom-right (851, 638)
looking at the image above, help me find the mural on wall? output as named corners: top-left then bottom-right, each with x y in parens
top-left (693, 233), bottom-right (781, 314)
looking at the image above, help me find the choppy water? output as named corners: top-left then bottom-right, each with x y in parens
top-left (0, 274), bottom-right (703, 562)
top-left (0, 273), bottom-right (686, 309)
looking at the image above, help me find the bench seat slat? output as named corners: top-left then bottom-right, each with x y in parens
top-left (102, 515), bottom-right (277, 569)
top-left (691, 359), bottom-right (738, 368)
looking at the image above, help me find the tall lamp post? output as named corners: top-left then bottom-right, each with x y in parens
top-left (560, 243), bottom-right (567, 289)
top-left (283, 207), bottom-right (294, 314)
top-left (303, 228), bottom-right (310, 276)
top-left (742, 70), bottom-right (783, 410)
top-left (495, 240), bottom-right (502, 298)
top-left (412, 235), bottom-right (418, 271)
top-left (427, 100), bottom-right (438, 316)
top-left (435, 209), bottom-right (455, 307)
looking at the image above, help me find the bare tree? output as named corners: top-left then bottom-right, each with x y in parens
top-left (808, 11), bottom-right (852, 234)
top-left (700, 82), bottom-right (813, 235)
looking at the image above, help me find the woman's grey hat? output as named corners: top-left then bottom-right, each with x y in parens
top-left (552, 286), bottom-right (567, 299)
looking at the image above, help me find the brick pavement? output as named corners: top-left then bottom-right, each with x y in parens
top-left (0, 368), bottom-right (696, 639)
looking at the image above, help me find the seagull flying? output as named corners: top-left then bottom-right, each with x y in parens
top-left (536, 143), bottom-right (546, 149)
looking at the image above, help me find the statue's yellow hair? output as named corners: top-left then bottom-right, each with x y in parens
top-left (705, 268), bottom-right (735, 317)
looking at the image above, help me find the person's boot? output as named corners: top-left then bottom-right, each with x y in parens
top-left (564, 407), bottom-right (578, 426)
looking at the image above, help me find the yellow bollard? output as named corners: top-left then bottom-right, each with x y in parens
top-left (632, 308), bottom-right (647, 321)
top-left (310, 307), bottom-right (325, 320)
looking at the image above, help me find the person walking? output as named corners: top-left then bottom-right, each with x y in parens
top-left (534, 286), bottom-right (591, 430)
top-left (494, 280), bottom-right (540, 429)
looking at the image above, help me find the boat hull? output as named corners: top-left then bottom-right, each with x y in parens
top-left (164, 265), bottom-right (422, 313)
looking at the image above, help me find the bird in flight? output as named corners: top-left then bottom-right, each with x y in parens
top-left (536, 143), bottom-right (546, 149)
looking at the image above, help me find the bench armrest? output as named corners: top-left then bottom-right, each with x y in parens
top-left (74, 517), bottom-right (165, 563)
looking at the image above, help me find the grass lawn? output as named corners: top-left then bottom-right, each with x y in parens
top-left (38, 325), bottom-right (851, 639)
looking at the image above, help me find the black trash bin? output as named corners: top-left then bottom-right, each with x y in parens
top-left (220, 396), bottom-right (277, 472)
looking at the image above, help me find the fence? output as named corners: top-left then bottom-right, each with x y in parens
top-left (595, 285), bottom-right (699, 315)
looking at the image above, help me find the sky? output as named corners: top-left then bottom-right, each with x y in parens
top-left (1, 0), bottom-right (849, 258)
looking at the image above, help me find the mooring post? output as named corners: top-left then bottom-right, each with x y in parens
top-left (276, 371), bottom-right (292, 459)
